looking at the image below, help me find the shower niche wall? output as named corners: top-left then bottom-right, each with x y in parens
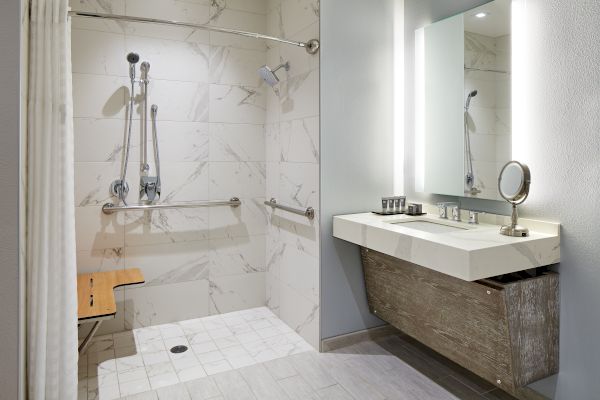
top-left (72, 0), bottom-right (320, 348)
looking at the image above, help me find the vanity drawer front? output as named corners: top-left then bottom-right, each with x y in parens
top-left (360, 247), bottom-right (515, 390)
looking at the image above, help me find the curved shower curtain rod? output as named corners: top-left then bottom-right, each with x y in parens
top-left (68, 11), bottom-right (320, 54)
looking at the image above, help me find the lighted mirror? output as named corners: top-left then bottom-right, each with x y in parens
top-left (416, 0), bottom-right (511, 200)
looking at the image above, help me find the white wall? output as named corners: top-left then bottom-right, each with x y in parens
top-left (320, 0), bottom-right (396, 339)
top-left (264, 0), bottom-right (321, 349)
top-left (512, 1), bottom-right (600, 397)
top-left (0, 0), bottom-right (22, 398)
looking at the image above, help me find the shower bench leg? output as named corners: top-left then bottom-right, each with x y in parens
top-left (78, 320), bottom-right (102, 355)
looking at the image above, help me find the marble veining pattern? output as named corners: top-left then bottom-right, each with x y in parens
top-left (72, 0), bottom-right (271, 336)
top-left (333, 212), bottom-right (560, 281)
top-left (80, 307), bottom-right (313, 399)
top-left (264, 0), bottom-right (320, 349)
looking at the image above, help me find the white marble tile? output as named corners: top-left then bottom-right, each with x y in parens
top-left (143, 80), bottom-right (209, 122)
top-left (281, 0), bottom-right (319, 38)
top-left (124, 280), bottom-right (210, 329)
top-left (118, 366), bottom-right (148, 384)
top-left (209, 162), bottom-right (265, 200)
top-left (125, 35), bottom-right (209, 82)
top-left (125, 241), bottom-right (210, 287)
top-left (279, 21), bottom-right (319, 76)
top-left (123, 207), bottom-right (209, 247)
top-left (75, 206), bottom-right (125, 252)
top-left (71, 29), bottom-right (126, 77)
top-left (209, 9), bottom-right (267, 51)
top-left (146, 162), bottom-right (210, 203)
top-left (125, 0), bottom-right (210, 43)
top-left (74, 118), bottom-right (131, 163)
top-left (208, 197), bottom-right (267, 239)
top-left (209, 273), bottom-right (266, 314)
top-left (279, 286), bottom-right (319, 349)
top-left (75, 162), bottom-right (121, 206)
top-left (214, 0), bottom-right (267, 15)
top-left (279, 162), bottom-right (318, 209)
top-left (209, 46), bottom-right (266, 86)
top-left (154, 122), bottom-right (209, 163)
top-left (280, 117), bottom-right (319, 163)
top-left (209, 84), bottom-right (266, 124)
top-left (279, 69), bottom-right (318, 122)
top-left (209, 123), bottom-right (265, 162)
top-left (72, 74), bottom-right (128, 119)
top-left (202, 359), bottom-right (233, 376)
top-left (265, 123), bottom-right (280, 162)
top-left (155, 383), bottom-right (193, 399)
top-left (77, 247), bottom-right (124, 274)
top-left (209, 235), bottom-right (266, 277)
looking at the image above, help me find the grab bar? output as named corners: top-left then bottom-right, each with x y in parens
top-left (264, 198), bottom-right (315, 220)
top-left (102, 197), bottom-right (241, 214)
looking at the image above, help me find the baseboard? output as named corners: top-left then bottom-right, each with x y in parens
top-left (320, 324), bottom-right (399, 352)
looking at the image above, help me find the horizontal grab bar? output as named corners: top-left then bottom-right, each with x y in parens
top-left (264, 198), bottom-right (315, 220)
top-left (102, 197), bottom-right (241, 214)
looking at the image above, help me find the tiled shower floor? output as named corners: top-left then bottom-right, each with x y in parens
top-left (79, 307), bottom-right (313, 399)
top-left (80, 306), bottom-right (518, 400)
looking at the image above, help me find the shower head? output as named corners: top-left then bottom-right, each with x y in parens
top-left (127, 52), bottom-right (140, 64)
top-left (258, 62), bottom-right (290, 87)
top-left (127, 52), bottom-right (140, 81)
top-left (465, 90), bottom-right (478, 110)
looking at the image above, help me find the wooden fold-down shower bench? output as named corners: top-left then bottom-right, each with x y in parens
top-left (77, 268), bottom-right (145, 354)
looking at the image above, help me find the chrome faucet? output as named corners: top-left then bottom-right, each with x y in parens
top-left (451, 204), bottom-right (461, 222)
top-left (437, 202), bottom-right (457, 219)
top-left (467, 210), bottom-right (484, 224)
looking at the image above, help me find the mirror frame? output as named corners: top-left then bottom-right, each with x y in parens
top-left (498, 161), bottom-right (530, 204)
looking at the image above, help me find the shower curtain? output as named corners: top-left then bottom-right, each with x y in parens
top-left (27, 0), bottom-right (78, 399)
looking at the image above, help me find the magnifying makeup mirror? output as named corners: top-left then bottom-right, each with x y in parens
top-left (498, 161), bottom-right (531, 237)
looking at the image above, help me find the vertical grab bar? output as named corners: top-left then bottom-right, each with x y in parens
top-left (150, 105), bottom-right (161, 195)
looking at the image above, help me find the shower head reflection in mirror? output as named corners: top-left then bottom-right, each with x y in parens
top-left (464, 90), bottom-right (481, 195)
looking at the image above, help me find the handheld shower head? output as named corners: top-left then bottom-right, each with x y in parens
top-left (127, 52), bottom-right (140, 81)
top-left (465, 90), bottom-right (478, 111)
top-left (141, 61), bottom-right (150, 80)
top-left (258, 62), bottom-right (290, 87)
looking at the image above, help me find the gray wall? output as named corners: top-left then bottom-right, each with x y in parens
top-left (320, 0), bottom-right (395, 339)
top-left (404, 0), bottom-right (600, 398)
top-left (0, 0), bottom-right (22, 398)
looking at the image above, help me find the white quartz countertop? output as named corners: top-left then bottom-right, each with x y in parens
top-left (333, 212), bottom-right (560, 281)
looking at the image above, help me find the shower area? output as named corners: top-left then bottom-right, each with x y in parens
top-left (73, 0), bottom-right (320, 396)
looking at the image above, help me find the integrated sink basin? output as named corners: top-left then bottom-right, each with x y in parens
top-left (390, 220), bottom-right (468, 234)
top-left (332, 211), bottom-right (560, 281)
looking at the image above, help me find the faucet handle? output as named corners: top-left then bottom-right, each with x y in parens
top-left (468, 210), bottom-right (484, 224)
top-left (451, 205), bottom-right (461, 222)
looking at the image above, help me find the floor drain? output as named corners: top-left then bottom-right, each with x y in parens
top-left (170, 345), bottom-right (188, 354)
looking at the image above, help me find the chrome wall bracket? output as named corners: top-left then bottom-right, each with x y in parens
top-left (110, 179), bottom-right (129, 199)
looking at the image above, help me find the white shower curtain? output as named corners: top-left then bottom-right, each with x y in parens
top-left (27, 0), bottom-right (78, 399)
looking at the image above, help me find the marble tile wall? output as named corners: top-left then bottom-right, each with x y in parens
top-left (264, 0), bottom-right (321, 349)
top-left (72, 0), bottom-right (270, 336)
top-left (464, 31), bottom-right (512, 200)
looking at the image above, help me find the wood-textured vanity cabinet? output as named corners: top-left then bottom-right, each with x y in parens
top-left (360, 247), bottom-right (559, 398)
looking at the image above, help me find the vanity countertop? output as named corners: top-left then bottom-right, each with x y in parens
top-left (333, 212), bottom-right (560, 281)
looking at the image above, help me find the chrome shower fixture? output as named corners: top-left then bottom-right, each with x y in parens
top-left (258, 61), bottom-right (290, 87)
top-left (465, 89), bottom-right (478, 111)
top-left (127, 52), bottom-right (139, 81)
